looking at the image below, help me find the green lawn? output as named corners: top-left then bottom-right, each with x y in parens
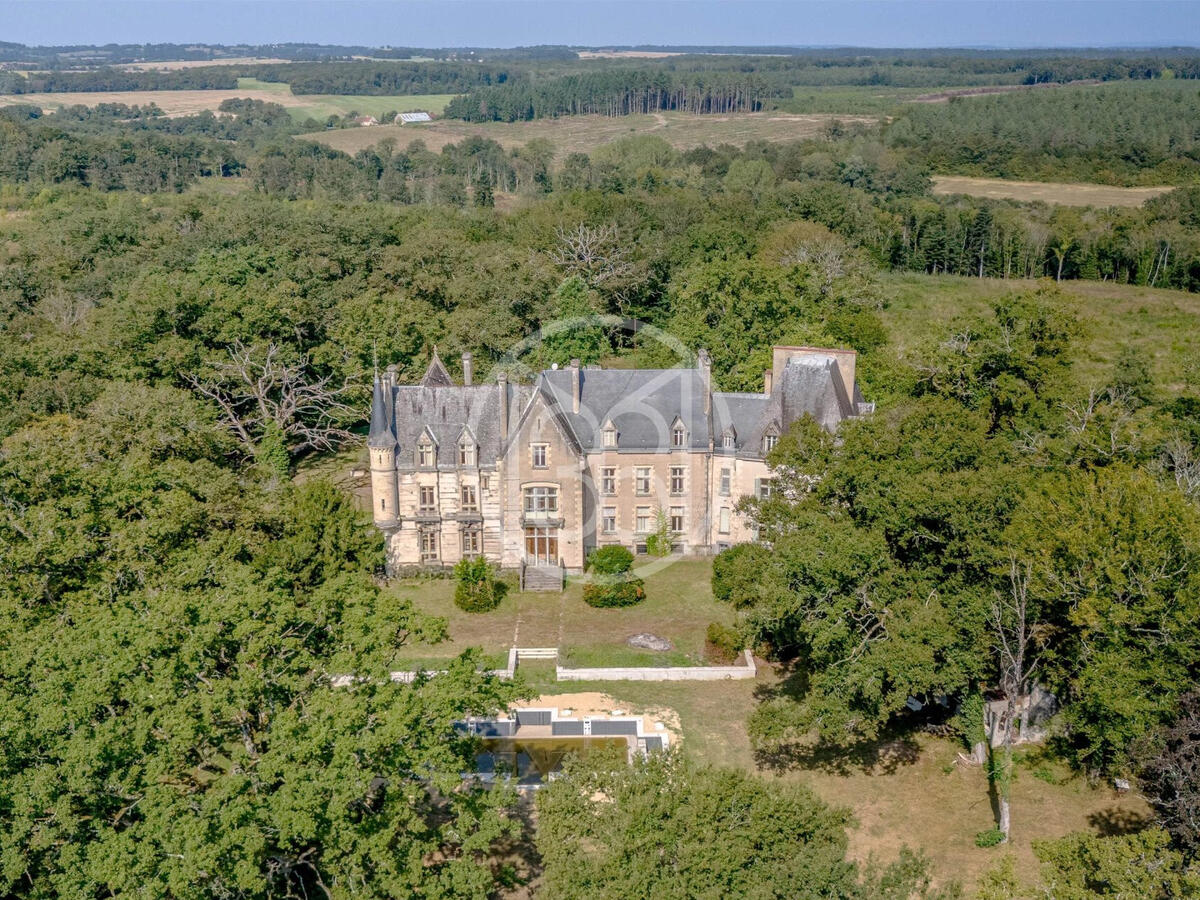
top-left (235, 77), bottom-right (453, 123)
top-left (385, 558), bottom-right (732, 669)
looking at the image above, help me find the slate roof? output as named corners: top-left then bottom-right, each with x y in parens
top-left (369, 350), bottom-right (863, 463)
top-left (539, 367), bottom-right (712, 451)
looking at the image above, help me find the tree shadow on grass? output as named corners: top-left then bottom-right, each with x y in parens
top-left (751, 661), bottom-right (921, 776)
top-left (754, 732), bottom-right (922, 776)
top-left (1088, 807), bottom-right (1152, 837)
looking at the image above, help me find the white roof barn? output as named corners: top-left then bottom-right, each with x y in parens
top-left (397, 111), bottom-right (433, 124)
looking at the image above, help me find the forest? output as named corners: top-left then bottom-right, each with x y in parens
top-left (2, 42), bottom-right (1200, 900)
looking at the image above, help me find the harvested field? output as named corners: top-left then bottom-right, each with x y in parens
top-left (298, 111), bottom-right (876, 158)
top-left (932, 175), bottom-right (1173, 208)
top-left (577, 50), bottom-right (687, 59)
top-left (119, 57), bottom-right (292, 71)
top-left (0, 81), bottom-right (453, 121)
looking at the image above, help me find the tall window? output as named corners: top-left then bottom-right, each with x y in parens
top-left (719, 507), bottom-right (731, 534)
top-left (420, 529), bottom-right (439, 562)
top-left (669, 466), bottom-right (684, 495)
top-left (602, 426), bottom-right (617, 448)
top-left (722, 430), bottom-right (735, 450)
top-left (763, 434), bottom-right (778, 454)
top-left (719, 468), bottom-right (731, 497)
top-left (418, 441), bottom-right (434, 467)
top-left (419, 486), bottom-right (436, 512)
top-left (531, 444), bottom-right (548, 468)
top-left (669, 506), bottom-right (684, 533)
top-left (601, 467), bottom-right (616, 496)
top-left (458, 441), bottom-right (475, 466)
top-left (461, 526), bottom-right (481, 556)
top-left (460, 484), bottom-right (477, 511)
top-left (480, 474), bottom-right (490, 492)
top-left (524, 486), bottom-right (558, 514)
top-left (602, 507), bottom-right (617, 534)
top-left (635, 467), bottom-right (651, 495)
top-left (758, 479), bottom-right (774, 500)
top-left (672, 423), bottom-right (686, 448)
top-left (635, 506), bottom-right (652, 533)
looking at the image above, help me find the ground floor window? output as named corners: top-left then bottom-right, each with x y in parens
top-left (420, 528), bottom-right (439, 562)
top-left (635, 506), bottom-right (651, 533)
top-left (669, 506), bottom-right (684, 533)
top-left (602, 506), bottom-right (617, 534)
top-left (461, 526), bottom-right (481, 557)
top-left (719, 507), bottom-right (731, 534)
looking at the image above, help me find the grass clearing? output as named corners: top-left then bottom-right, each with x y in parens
top-left (877, 271), bottom-right (1200, 394)
top-left (561, 673), bottom-right (1151, 894)
top-left (296, 110), bottom-right (876, 159)
top-left (932, 175), bottom-right (1174, 208)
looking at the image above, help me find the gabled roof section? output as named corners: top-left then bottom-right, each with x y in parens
top-left (420, 348), bottom-right (453, 388)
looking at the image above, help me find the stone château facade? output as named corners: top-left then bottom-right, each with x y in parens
top-left (369, 345), bottom-right (871, 578)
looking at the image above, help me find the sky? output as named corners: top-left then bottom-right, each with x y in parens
top-left (1, 1), bottom-right (1198, 50)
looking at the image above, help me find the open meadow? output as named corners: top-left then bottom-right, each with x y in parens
top-left (297, 109), bottom-right (876, 156)
top-left (932, 174), bottom-right (1174, 208)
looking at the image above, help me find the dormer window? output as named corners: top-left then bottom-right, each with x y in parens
top-left (458, 440), bottom-right (475, 466)
top-left (671, 422), bottom-right (687, 448)
top-left (417, 440), bottom-right (435, 467)
top-left (602, 423), bottom-right (617, 448)
top-left (763, 434), bottom-right (778, 454)
top-left (722, 429), bottom-right (736, 450)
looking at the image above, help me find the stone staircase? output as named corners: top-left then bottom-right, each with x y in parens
top-left (522, 563), bottom-right (564, 592)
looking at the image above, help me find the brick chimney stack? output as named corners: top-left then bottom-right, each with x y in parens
top-left (498, 371), bottom-right (508, 441)
top-left (570, 359), bottom-right (581, 414)
top-left (698, 348), bottom-right (711, 415)
top-left (462, 351), bottom-right (473, 386)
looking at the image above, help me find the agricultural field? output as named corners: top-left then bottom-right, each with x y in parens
top-left (932, 175), bottom-right (1174, 208)
top-left (0, 75), bottom-right (452, 121)
top-left (298, 109), bottom-right (876, 157)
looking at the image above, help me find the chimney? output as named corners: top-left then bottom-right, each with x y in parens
top-left (763, 369), bottom-right (773, 395)
top-left (697, 348), bottom-right (711, 415)
top-left (462, 351), bottom-right (473, 386)
top-left (385, 363), bottom-right (398, 389)
top-left (570, 358), bottom-right (581, 414)
top-left (498, 371), bottom-right (508, 441)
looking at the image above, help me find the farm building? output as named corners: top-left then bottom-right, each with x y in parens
top-left (352, 115), bottom-right (379, 127)
top-left (397, 111), bottom-right (433, 124)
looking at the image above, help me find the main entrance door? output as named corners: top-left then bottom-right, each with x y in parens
top-left (524, 526), bottom-right (559, 566)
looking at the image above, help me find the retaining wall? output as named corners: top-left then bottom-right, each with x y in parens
top-left (556, 649), bottom-right (756, 682)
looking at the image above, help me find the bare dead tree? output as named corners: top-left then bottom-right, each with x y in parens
top-left (988, 559), bottom-right (1046, 844)
top-left (1160, 434), bottom-right (1200, 500)
top-left (779, 235), bottom-right (847, 294)
top-left (187, 340), bottom-right (356, 457)
top-left (550, 223), bottom-right (633, 286)
top-left (36, 290), bottom-right (94, 332)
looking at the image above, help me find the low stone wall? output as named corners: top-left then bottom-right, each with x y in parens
top-left (339, 647), bottom-right (757, 686)
top-left (556, 649), bottom-right (756, 682)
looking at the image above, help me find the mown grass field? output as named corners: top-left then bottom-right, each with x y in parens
top-left (297, 110), bottom-right (876, 158)
top-left (932, 175), bottom-right (1174, 208)
top-left (385, 558), bottom-right (732, 669)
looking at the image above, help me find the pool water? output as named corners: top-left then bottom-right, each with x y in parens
top-left (475, 736), bottom-right (628, 783)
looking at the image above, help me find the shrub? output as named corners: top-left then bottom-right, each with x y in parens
top-left (974, 828), bottom-right (1005, 848)
top-left (706, 622), bottom-right (744, 662)
top-left (711, 543), bottom-right (770, 607)
top-left (582, 575), bottom-right (646, 608)
top-left (588, 545), bottom-right (634, 575)
top-left (453, 556), bottom-right (503, 613)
